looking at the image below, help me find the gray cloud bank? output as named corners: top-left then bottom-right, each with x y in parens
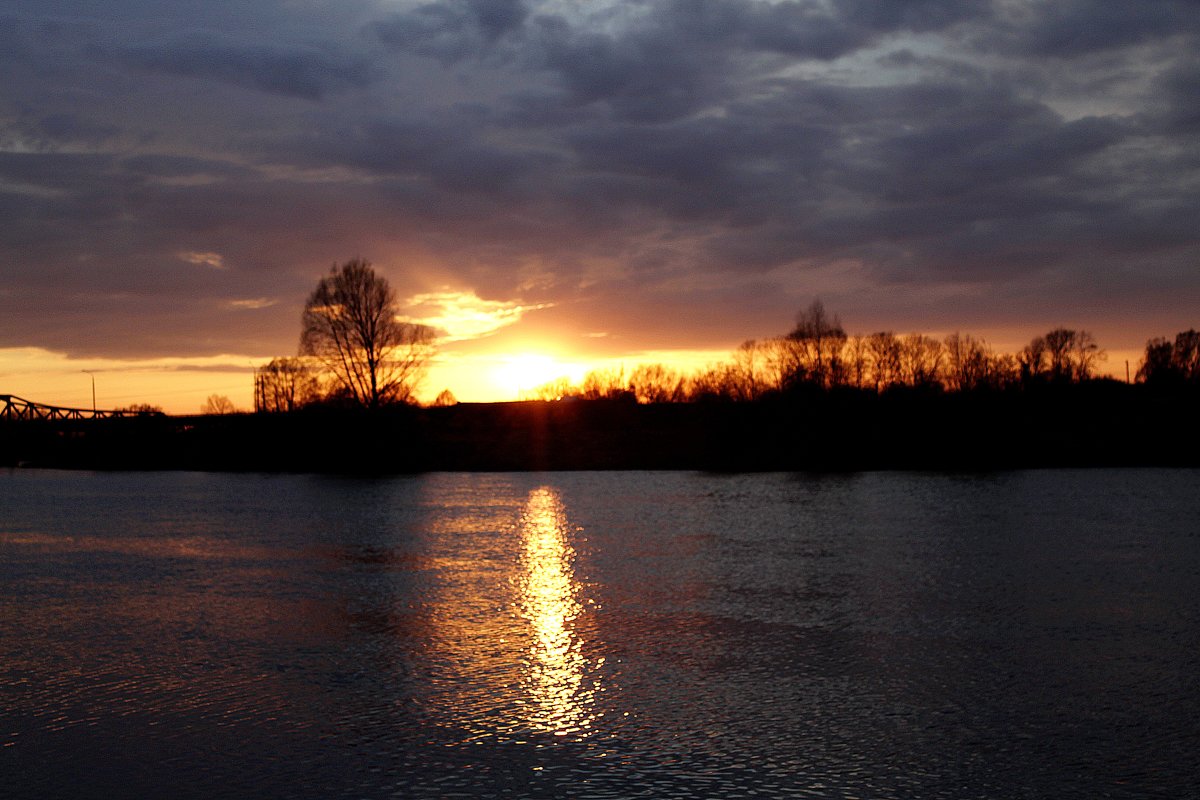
top-left (2, 0), bottom-right (1198, 360)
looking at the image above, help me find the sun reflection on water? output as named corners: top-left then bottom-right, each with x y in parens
top-left (517, 487), bottom-right (601, 738)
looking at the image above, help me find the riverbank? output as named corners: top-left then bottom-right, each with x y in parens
top-left (3, 382), bottom-right (1197, 472)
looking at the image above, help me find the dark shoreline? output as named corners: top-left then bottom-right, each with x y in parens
top-left (3, 382), bottom-right (1198, 473)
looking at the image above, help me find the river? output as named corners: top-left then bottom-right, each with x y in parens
top-left (2, 469), bottom-right (1198, 798)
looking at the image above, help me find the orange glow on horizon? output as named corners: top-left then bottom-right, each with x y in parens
top-left (491, 353), bottom-right (589, 399)
top-left (422, 344), bottom-right (734, 404)
top-left (0, 338), bottom-right (1152, 414)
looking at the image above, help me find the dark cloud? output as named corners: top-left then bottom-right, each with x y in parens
top-left (982, 0), bottom-right (1200, 57)
top-left (305, 116), bottom-right (473, 174)
top-left (0, 16), bottom-right (31, 62)
top-left (377, 0), bottom-right (996, 123)
top-left (118, 31), bottom-right (373, 99)
top-left (524, 1), bottom-right (870, 122)
top-left (552, 76), bottom-right (1142, 282)
top-left (468, 0), bottom-right (529, 42)
top-left (373, 0), bottom-right (528, 61)
top-left (1156, 56), bottom-right (1200, 133)
top-left (833, 0), bottom-right (992, 33)
top-left (2, 0), bottom-right (1199, 365)
top-left (117, 154), bottom-right (253, 182)
top-left (24, 113), bottom-right (119, 147)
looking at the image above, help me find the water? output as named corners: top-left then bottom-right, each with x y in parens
top-left (2, 469), bottom-right (1198, 799)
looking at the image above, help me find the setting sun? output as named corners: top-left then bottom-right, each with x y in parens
top-left (493, 354), bottom-right (588, 399)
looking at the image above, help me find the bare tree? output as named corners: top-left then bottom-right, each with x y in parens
top-left (1018, 335), bottom-right (1048, 382)
top-left (900, 334), bottom-right (945, 388)
top-left (1043, 328), bottom-right (1075, 380)
top-left (844, 335), bottom-right (870, 389)
top-left (1176, 330), bottom-right (1200, 380)
top-left (579, 367), bottom-right (630, 400)
top-left (202, 394), bottom-right (236, 414)
top-left (628, 363), bottom-right (685, 403)
top-left (682, 365), bottom-right (726, 401)
top-left (992, 353), bottom-right (1020, 387)
top-left (1021, 328), bottom-right (1103, 384)
top-left (785, 300), bottom-right (847, 389)
top-left (944, 332), bottom-right (994, 392)
top-left (255, 356), bottom-right (319, 413)
top-left (431, 389), bottom-right (458, 407)
top-left (867, 331), bottom-right (902, 390)
top-left (1137, 329), bottom-right (1200, 385)
top-left (117, 403), bottom-right (164, 414)
top-left (1069, 329), bottom-right (1104, 381)
top-left (523, 377), bottom-right (576, 401)
top-left (1137, 338), bottom-right (1174, 384)
top-left (722, 340), bottom-right (779, 401)
top-left (760, 337), bottom-right (796, 393)
top-left (300, 258), bottom-right (436, 408)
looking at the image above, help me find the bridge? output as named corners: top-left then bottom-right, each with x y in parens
top-left (0, 395), bottom-right (163, 422)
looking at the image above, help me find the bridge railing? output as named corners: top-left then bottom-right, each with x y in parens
top-left (0, 395), bottom-right (164, 422)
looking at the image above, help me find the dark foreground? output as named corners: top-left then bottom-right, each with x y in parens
top-left (3, 382), bottom-right (1198, 472)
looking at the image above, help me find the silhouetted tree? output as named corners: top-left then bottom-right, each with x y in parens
top-left (992, 353), bottom-right (1019, 387)
top-left (844, 335), bottom-right (870, 389)
top-left (868, 331), bottom-right (902, 390)
top-left (685, 363), bottom-right (735, 402)
top-left (784, 300), bottom-right (847, 389)
top-left (255, 356), bottom-right (319, 413)
top-left (944, 333), bottom-right (994, 392)
top-left (1176, 330), bottom-right (1200, 380)
top-left (202, 394), bottom-right (236, 414)
top-left (432, 389), bottom-right (458, 407)
top-left (1073, 330), bottom-right (1104, 380)
top-left (1138, 337), bottom-right (1176, 384)
top-left (760, 337), bottom-right (796, 393)
top-left (1137, 329), bottom-right (1200, 385)
top-left (1044, 328), bottom-right (1076, 380)
top-left (524, 377), bottom-right (576, 401)
top-left (116, 403), bottom-right (164, 414)
top-left (900, 333), bottom-right (945, 388)
top-left (1020, 328), bottom-right (1103, 384)
top-left (580, 367), bottom-right (632, 401)
top-left (722, 340), bottom-right (777, 400)
top-left (300, 258), bottom-right (435, 408)
top-left (1018, 335), bottom-right (1048, 382)
top-left (627, 363), bottom-right (685, 403)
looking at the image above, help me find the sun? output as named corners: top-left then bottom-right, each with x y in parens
top-left (493, 353), bottom-right (586, 399)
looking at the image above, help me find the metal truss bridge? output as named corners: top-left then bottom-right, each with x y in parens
top-left (0, 395), bottom-right (163, 422)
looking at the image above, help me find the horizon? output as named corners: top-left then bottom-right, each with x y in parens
top-left (0, 317), bottom-right (1158, 415)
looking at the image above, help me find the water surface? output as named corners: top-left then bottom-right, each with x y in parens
top-left (2, 469), bottom-right (1198, 798)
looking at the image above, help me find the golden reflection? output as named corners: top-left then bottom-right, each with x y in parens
top-left (517, 487), bottom-right (600, 737)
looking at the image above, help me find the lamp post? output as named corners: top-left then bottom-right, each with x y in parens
top-left (82, 370), bottom-right (96, 414)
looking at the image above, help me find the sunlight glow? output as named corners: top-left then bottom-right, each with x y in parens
top-left (178, 250), bottom-right (225, 269)
top-left (493, 354), bottom-right (588, 398)
top-left (402, 290), bottom-right (551, 342)
top-left (420, 346), bottom-right (736, 403)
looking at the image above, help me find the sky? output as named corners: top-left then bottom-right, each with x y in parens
top-left (2, 0), bottom-right (1198, 411)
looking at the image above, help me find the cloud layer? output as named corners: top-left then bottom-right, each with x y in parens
top-left (2, 0), bottom-right (1198, 363)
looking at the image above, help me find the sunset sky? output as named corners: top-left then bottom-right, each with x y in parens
top-left (3, 1), bottom-right (1198, 411)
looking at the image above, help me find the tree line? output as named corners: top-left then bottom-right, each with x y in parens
top-left (525, 300), bottom-right (1195, 404)
top-left (251, 260), bottom-right (1196, 413)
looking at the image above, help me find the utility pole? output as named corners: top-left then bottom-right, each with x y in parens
top-left (82, 370), bottom-right (96, 413)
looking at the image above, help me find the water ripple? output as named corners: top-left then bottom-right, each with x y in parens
top-left (2, 469), bottom-right (1199, 798)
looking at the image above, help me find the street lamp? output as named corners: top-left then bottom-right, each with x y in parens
top-left (82, 370), bottom-right (96, 413)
